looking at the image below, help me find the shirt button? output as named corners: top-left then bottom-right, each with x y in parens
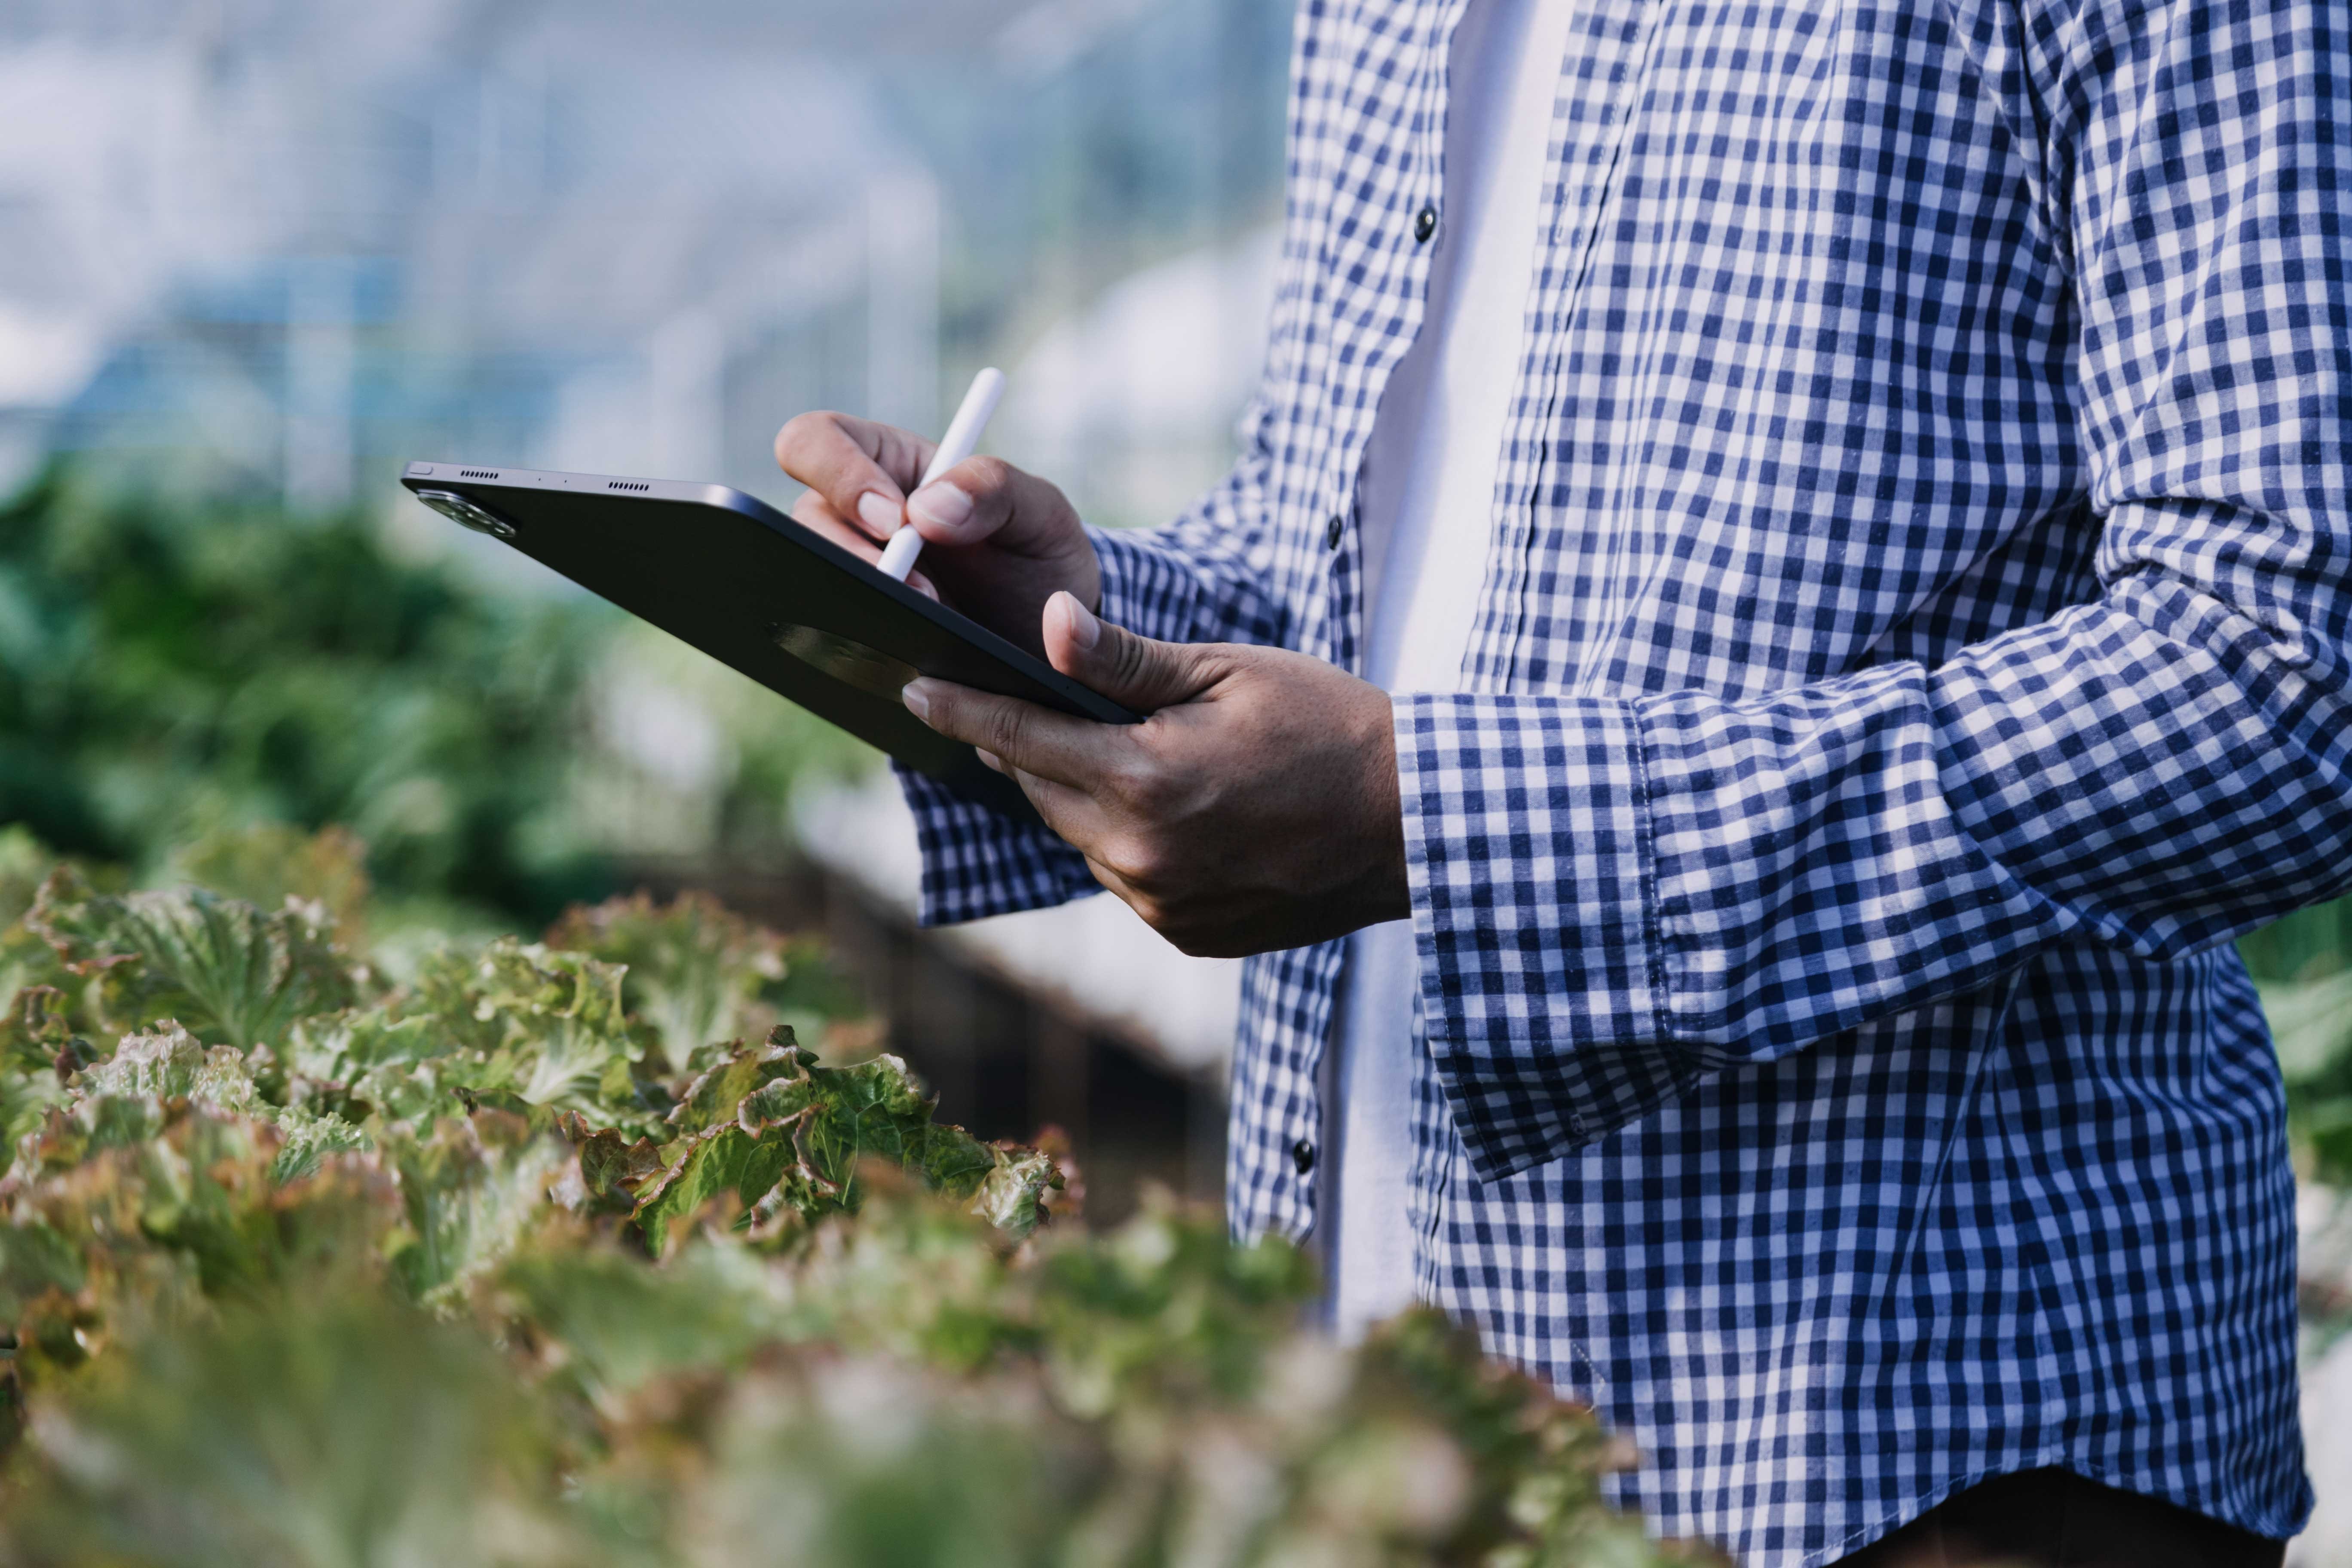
top-left (1292, 1139), bottom-right (1316, 1175)
top-left (1413, 203), bottom-right (1437, 243)
top-left (1325, 513), bottom-right (1344, 549)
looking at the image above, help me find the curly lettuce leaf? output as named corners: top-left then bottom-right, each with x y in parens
top-left (552, 1113), bottom-right (667, 1216)
top-left (25, 872), bottom-right (358, 1049)
top-left (164, 821), bottom-right (373, 950)
top-left (1, 1093), bottom-right (398, 1358)
top-left (401, 939), bottom-right (650, 1113)
top-left (10, 1288), bottom-right (589, 1568)
top-left (266, 1102), bottom-right (373, 1186)
top-left (0, 986), bottom-right (82, 1155)
top-left (497, 1231), bottom-right (789, 1405)
top-left (626, 1029), bottom-right (1061, 1254)
top-left (288, 939), bottom-right (666, 1137)
top-left (73, 1021), bottom-right (258, 1109)
top-left (379, 1111), bottom-right (572, 1310)
top-left (545, 891), bottom-right (785, 1068)
top-left (40, 1024), bottom-right (366, 1186)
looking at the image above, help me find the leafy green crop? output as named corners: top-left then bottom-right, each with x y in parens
top-left (2272, 973), bottom-right (2352, 1179)
top-left (0, 469), bottom-right (616, 922)
top-left (616, 1034), bottom-right (1061, 1256)
top-left (28, 873), bottom-right (357, 1050)
top-left (0, 467), bottom-right (874, 931)
top-left (0, 826), bottom-right (1712, 1567)
top-left (547, 893), bottom-right (787, 1074)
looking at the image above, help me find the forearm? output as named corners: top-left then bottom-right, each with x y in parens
top-left (1403, 516), bottom-right (2352, 1176)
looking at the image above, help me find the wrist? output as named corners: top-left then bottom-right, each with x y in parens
top-left (1349, 680), bottom-right (1412, 927)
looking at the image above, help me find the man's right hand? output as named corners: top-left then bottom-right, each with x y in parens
top-left (772, 410), bottom-right (1100, 661)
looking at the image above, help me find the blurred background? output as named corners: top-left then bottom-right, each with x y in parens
top-left (0, 0), bottom-right (1294, 1220)
top-left (3, 4), bottom-right (2352, 1541)
top-left (0, 0), bottom-right (1288, 527)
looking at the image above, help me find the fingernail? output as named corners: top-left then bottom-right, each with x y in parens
top-left (906, 482), bottom-right (974, 531)
top-left (900, 680), bottom-right (933, 723)
top-left (1061, 592), bottom-right (1101, 650)
top-left (857, 492), bottom-right (901, 536)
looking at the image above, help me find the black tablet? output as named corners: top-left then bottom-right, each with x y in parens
top-left (398, 461), bottom-right (1136, 825)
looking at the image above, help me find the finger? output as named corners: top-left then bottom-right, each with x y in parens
top-left (1040, 591), bottom-right (1220, 711)
top-left (790, 495), bottom-right (941, 599)
top-left (1007, 765), bottom-right (1113, 846)
top-left (791, 493), bottom-right (885, 557)
top-left (774, 411), bottom-right (937, 544)
top-left (902, 678), bottom-right (1118, 790)
top-left (1076, 855), bottom-right (1170, 932)
top-left (903, 455), bottom-right (1065, 549)
top-left (1082, 855), bottom-right (1141, 906)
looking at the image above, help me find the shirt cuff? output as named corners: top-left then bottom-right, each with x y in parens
top-left (893, 763), bottom-right (1100, 926)
top-left (1089, 526), bottom-right (1212, 645)
top-left (1395, 691), bottom-right (1687, 1180)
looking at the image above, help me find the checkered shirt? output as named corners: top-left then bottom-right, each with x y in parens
top-left (894, 0), bottom-right (2347, 1558)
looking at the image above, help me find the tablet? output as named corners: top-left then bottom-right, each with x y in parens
top-left (398, 460), bottom-right (1136, 826)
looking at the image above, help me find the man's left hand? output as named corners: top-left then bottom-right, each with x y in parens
top-left (900, 592), bottom-right (1409, 958)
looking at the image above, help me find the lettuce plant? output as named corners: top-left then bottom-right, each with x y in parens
top-left (0, 826), bottom-right (1715, 1568)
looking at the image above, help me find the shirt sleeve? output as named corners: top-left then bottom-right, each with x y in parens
top-left (899, 395), bottom-right (1293, 926)
top-left (1403, 0), bottom-right (2352, 1179)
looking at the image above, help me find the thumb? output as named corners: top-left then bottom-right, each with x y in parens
top-left (1042, 591), bottom-right (1218, 712)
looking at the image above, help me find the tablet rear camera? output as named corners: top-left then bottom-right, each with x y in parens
top-left (414, 488), bottom-right (516, 541)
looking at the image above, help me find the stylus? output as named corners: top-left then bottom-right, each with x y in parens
top-left (879, 366), bottom-right (1006, 582)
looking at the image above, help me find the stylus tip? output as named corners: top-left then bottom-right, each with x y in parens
top-left (877, 526), bottom-right (922, 582)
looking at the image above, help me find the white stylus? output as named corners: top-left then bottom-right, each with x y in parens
top-left (878, 366), bottom-right (1006, 582)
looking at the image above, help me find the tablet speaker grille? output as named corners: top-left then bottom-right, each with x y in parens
top-left (607, 481), bottom-right (650, 492)
top-left (459, 469), bottom-right (499, 479)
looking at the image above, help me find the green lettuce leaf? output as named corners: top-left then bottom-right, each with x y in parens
top-left (626, 1029), bottom-right (1062, 1255)
top-left (44, 1023), bottom-right (366, 1186)
top-left (551, 1113), bottom-right (667, 1215)
top-left (396, 939), bottom-right (651, 1115)
top-left (10, 1288), bottom-right (590, 1568)
top-left (288, 938), bottom-right (666, 1136)
top-left (497, 1231), bottom-right (789, 1406)
top-left (25, 871), bottom-right (358, 1050)
top-left (545, 891), bottom-right (786, 1068)
top-left (0, 986), bottom-right (82, 1155)
top-left (164, 821), bottom-right (374, 950)
top-left (379, 1111), bottom-right (572, 1310)
top-left (1, 1091), bottom-right (398, 1355)
top-left (73, 1020), bottom-right (259, 1109)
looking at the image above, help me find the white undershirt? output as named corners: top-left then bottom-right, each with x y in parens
top-left (1325, 0), bottom-right (1571, 1342)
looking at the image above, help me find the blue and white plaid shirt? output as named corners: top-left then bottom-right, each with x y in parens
top-left (898, 0), bottom-right (2347, 1557)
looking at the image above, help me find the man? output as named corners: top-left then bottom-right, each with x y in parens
top-left (773, 0), bottom-right (2348, 1557)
